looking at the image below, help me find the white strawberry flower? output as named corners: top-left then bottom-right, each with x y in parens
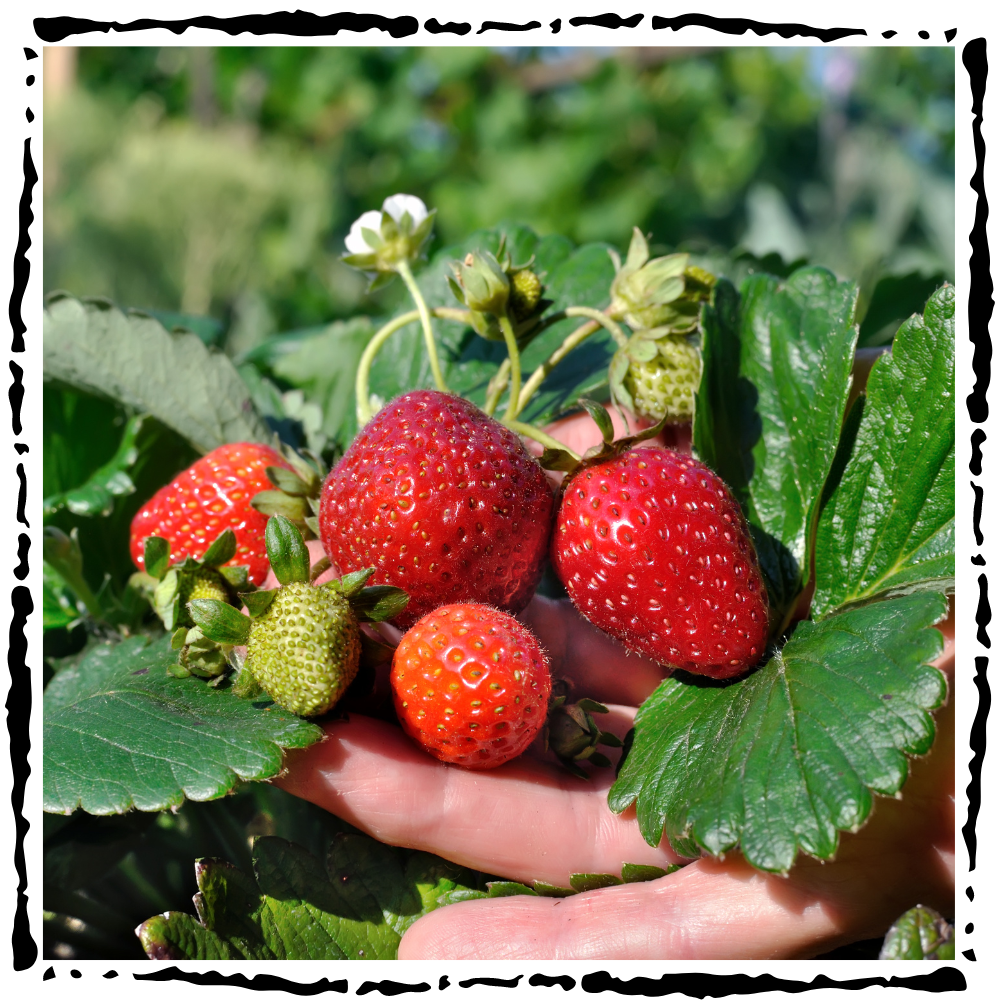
top-left (343, 194), bottom-right (435, 283)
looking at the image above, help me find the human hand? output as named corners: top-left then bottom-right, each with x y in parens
top-left (275, 403), bottom-right (953, 959)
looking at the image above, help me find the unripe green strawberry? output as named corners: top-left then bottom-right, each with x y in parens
top-left (179, 566), bottom-right (232, 606)
top-left (247, 581), bottom-right (361, 717)
top-left (623, 334), bottom-right (702, 423)
top-left (509, 268), bottom-right (542, 321)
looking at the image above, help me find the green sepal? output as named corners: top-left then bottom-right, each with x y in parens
top-left (578, 397), bottom-right (614, 444)
top-left (218, 564), bottom-right (251, 592)
top-left (309, 556), bottom-right (332, 583)
top-left (538, 447), bottom-right (581, 472)
top-left (170, 627), bottom-right (189, 650)
top-left (177, 626), bottom-right (230, 680)
top-left (251, 490), bottom-right (310, 523)
top-left (330, 567), bottom-right (376, 598)
top-left (200, 529), bottom-right (237, 569)
top-left (144, 536), bottom-right (171, 580)
top-left (569, 873), bottom-right (623, 892)
top-left (154, 570), bottom-right (181, 631)
top-left (265, 515), bottom-right (310, 586)
top-left (360, 631), bottom-right (396, 669)
top-left (240, 589), bottom-right (277, 618)
top-left (231, 662), bottom-right (264, 701)
top-left (188, 599), bottom-right (252, 646)
top-left (266, 465), bottom-right (311, 497)
top-left (303, 515), bottom-right (320, 537)
top-left (349, 585), bottom-right (410, 623)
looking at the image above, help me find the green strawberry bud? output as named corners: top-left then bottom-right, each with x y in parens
top-left (450, 251), bottom-right (510, 317)
top-left (246, 581), bottom-right (361, 717)
top-left (608, 229), bottom-right (688, 331)
top-left (622, 334), bottom-right (703, 423)
top-left (544, 695), bottom-right (623, 779)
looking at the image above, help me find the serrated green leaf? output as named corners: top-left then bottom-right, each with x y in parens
top-left (609, 592), bottom-right (948, 873)
top-left (43, 294), bottom-right (270, 454)
top-left (43, 414), bottom-right (144, 517)
top-left (43, 634), bottom-right (322, 815)
top-left (879, 905), bottom-right (956, 960)
top-left (137, 834), bottom-right (481, 960)
top-left (694, 269), bottom-right (859, 624)
top-left (570, 873), bottom-right (623, 892)
top-left (813, 286), bottom-right (955, 619)
top-left (620, 863), bottom-right (679, 883)
top-left (486, 881), bottom-right (539, 897)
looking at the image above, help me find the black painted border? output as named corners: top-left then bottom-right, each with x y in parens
top-left (23, 11), bottom-right (978, 993)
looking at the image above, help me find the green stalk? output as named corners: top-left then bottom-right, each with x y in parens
top-left (498, 312), bottom-right (522, 423)
top-left (516, 318), bottom-right (599, 416)
top-left (505, 421), bottom-right (581, 461)
top-left (355, 310), bottom-right (420, 425)
top-left (396, 259), bottom-right (448, 394)
top-left (483, 358), bottom-right (511, 417)
top-left (564, 306), bottom-right (629, 348)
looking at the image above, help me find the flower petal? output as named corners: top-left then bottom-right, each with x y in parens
top-left (345, 210), bottom-right (384, 254)
top-left (382, 193), bottom-right (428, 226)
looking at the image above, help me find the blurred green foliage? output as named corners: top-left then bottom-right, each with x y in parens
top-left (45, 45), bottom-right (954, 343)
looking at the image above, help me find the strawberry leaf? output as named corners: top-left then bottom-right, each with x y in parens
top-left (43, 413), bottom-right (144, 518)
top-left (608, 592), bottom-right (948, 873)
top-left (694, 268), bottom-right (858, 623)
top-left (879, 905), bottom-right (956, 960)
top-left (812, 285), bottom-right (954, 619)
top-left (43, 293), bottom-right (270, 454)
top-left (43, 634), bottom-right (322, 815)
top-left (136, 834), bottom-right (480, 959)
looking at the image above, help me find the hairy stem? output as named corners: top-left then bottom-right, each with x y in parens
top-left (564, 306), bottom-right (629, 348)
top-left (355, 307), bottom-right (472, 425)
top-left (483, 358), bottom-right (511, 417)
top-left (396, 259), bottom-right (448, 394)
top-left (505, 421), bottom-right (581, 461)
top-left (517, 319), bottom-right (600, 415)
top-left (499, 312), bottom-right (523, 423)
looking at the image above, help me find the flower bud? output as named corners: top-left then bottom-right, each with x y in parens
top-left (449, 251), bottom-right (510, 316)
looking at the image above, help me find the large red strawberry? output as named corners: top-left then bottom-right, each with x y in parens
top-left (391, 603), bottom-right (551, 769)
top-left (130, 442), bottom-right (293, 586)
top-left (552, 447), bottom-right (769, 679)
top-left (318, 390), bottom-right (554, 627)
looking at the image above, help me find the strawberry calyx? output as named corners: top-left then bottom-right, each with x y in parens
top-left (537, 397), bottom-right (673, 480)
top-left (543, 684), bottom-right (623, 780)
top-left (131, 528), bottom-right (250, 634)
top-left (250, 443), bottom-right (325, 539)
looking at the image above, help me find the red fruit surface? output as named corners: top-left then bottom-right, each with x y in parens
top-left (129, 442), bottom-right (292, 586)
top-left (552, 448), bottom-right (769, 679)
top-left (319, 390), bottom-right (554, 627)
top-left (391, 603), bottom-right (552, 769)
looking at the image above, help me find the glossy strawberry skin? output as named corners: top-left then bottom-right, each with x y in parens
top-left (552, 448), bottom-right (769, 679)
top-left (130, 443), bottom-right (292, 586)
top-left (318, 390), bottom-right (554, 628)
top-left (391, 603), bottom-right (551, 769)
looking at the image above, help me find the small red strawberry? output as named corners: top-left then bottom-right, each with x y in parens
top-left (552, 447), bottom-right (769, 679)
top-left (318, 390), bottom-right (554, 627)
top-left (130, 443), bottom-right (294, 587)
top-left (391, 603), bottom-right (552, 769)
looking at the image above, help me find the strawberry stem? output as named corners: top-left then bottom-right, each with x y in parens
top-left (564, 306), bottom-right (629, 348)
top-left (355, 306), bottom-right (471, 425)
top-left (396, 259), bottom-right (448, 395)
top-left (505, 420), bottom-right (581, 461)
top-left (498, 312), bottom-right (522, 422)
top-left (483, 357), bottom-right (511, 416)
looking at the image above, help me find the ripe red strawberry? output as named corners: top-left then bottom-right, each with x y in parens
top-left (391, 603), bottom-right (551, 769)
top-left (318, 390), bottom-right (554, 627)
top-left (130, 443), bottom-right (293, 586)
top-left (552, 448), bottom-right (769, 679)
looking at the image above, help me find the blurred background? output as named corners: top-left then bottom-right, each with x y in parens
top-left (44, 45), bottom-right (955, 353)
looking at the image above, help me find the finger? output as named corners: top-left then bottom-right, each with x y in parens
top-left (275, 711), bottom-right (682, 885)
top-left (398, 857), bottom-right (849, 960)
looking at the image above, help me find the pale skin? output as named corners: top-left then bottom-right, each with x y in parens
top-left (274, 397), bottom-right (955, 960)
